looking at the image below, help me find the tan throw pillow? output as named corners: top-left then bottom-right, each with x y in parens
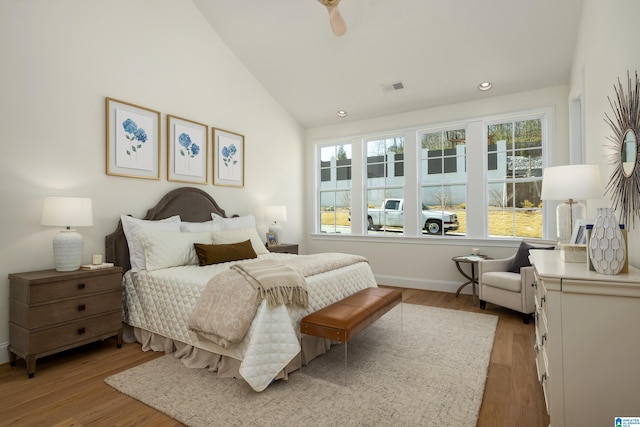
top-left (194, 239), bottom-right (258, 266)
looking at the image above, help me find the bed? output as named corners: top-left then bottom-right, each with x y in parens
top-left (105, 187), bottom-right (378, 391)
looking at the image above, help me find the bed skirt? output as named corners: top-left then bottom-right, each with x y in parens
top-left (123, 323), bottom-right (334, 382)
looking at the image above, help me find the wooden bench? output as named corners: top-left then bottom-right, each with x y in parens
top-left (300, 287), bottom-right (403, 368)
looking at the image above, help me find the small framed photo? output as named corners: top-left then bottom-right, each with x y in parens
top-left (106, 97), bottom-right (160, 179)
top-left (167, 115), bottom-right (208, 184)
top-left (266, 232), bottom-right (279, 247)
top-left (213, 128), bottom-right (244, 187)
top-left (570, 219), bottom-right (594, 244)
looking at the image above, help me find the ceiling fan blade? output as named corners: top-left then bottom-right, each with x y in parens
top-left (327, 4), bottom-right (346, 36)
top-left (317, 0), bottom-right (346, 36)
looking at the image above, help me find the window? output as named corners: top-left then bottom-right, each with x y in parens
top-left (314, 108), bottom-right (549, 240)
top-left (487, 118), bottom-right (543, 238)
top-left (319, 144), bottom-right (351, 234)
top-left (365, 136), bottom-right (404, 234)
top-left (419, 128), bottom-right (466, 235)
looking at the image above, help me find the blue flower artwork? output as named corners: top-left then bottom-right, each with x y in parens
top-left (221, 143), bottom-right (238, 172)
top-left (171, 122), bottom-right (205, 180)
top-left (215, 131), bottom-right (243, 186)
top-left (178, 132), bottom-right (201, 171)
top-left (110, 102), bottom-right (157, 176)
top-left (121, 118), bottom-right (148, 161)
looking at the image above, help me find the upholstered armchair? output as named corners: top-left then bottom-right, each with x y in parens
top-left (478, 242), bottom-right (553, 324)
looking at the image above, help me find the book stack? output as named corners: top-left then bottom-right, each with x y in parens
top-left (80, 262), bottom-right (115, 270)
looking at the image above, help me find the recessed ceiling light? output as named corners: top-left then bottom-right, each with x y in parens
top-left (478, 82), bottom-right (493, 91)
top-left (336, 110), bottom-right (347, 117)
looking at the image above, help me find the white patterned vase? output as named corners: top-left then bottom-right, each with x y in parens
top-left (588, 208), bottom-right (626, 275)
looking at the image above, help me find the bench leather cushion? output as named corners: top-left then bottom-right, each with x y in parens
top-left (300, 287), bottom-right (402, 342)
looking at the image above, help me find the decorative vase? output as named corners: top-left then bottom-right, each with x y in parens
top-left (588, 208), bottom-right (626, 275)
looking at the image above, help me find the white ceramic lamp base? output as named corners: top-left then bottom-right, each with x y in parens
top-left (52, 229), bottom-right (83, 271)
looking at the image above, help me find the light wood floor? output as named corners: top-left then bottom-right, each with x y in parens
top-left (0, 289), bottom-right (549, 427)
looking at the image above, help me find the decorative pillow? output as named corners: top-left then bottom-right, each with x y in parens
top-left (139, 229), bottom-right (213, 271)
top-left (194, 240), bottom-right (258, 266)
top-left (211, 213), bottom-right (256, 230)
top-left (120, 215), bottom-right (181, 272)
top-left (211, 227), bottom-right (270, 255)
top-left (507, 241), bottom-right (555, 273)
top-left (180, 220), bottom-right (224, 232)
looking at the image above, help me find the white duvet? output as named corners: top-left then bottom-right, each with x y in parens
top-left (122, 252), bottom-right (377, 391)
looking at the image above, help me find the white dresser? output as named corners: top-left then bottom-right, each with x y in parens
top-left (530, 250), bottom-right (640, 427)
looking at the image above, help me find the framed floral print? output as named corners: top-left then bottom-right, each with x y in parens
top-left (167, 115), bottom-right (208, 184)
top-left (213, 128), bottom-right (245, 187)
top-left (106, 97), bottom-right (161, 179)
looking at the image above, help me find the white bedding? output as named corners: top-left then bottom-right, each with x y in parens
top-left (122, 252), bottom-right (377, 391)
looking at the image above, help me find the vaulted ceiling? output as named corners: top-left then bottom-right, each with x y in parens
top-left (193, 0), bottom-right (584, 128)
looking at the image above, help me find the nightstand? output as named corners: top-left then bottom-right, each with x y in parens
top-left (268, 243), bottom-right (299, 254)
top-left (8, 266), bottom-right (123, 378)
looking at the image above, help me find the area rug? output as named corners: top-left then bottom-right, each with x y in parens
top-left (105, 304), bottom-right (497, 426)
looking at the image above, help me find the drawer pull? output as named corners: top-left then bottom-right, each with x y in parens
top-left (540, 372), bottom-right (548, 385)
top-left (77, 283), bottom-right (86, 290)
top-left (78, 327), bottom-right (86, 335)
top-left (78, 304), bottom-right (86, 312)
top-left (542, 333), bottom-right (547, 344)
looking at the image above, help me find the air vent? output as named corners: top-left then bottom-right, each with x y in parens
top-left (381, 81), bottom-right (405, 92)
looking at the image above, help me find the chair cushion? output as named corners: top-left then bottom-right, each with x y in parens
top-left (482, 271), bottom-right (523, 293)
top-left (507, 241), bottom-right (554, 273)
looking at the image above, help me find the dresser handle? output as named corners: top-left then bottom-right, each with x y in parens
top-left (78, 304), bottom-right (86, 312)
top-left (77, 327), bottom-right (86, 335)
top-left (542, 333), bottom-right (547, 344)
top-left (540, 372), bottom-right (548, 385)
top-left (77, 283), bottom-right (86, 290)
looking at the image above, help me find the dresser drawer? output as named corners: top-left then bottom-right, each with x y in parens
top-left (534, 343), bottom-right (550, 414)
top-left (10, 311), bottom-right (122, 355)
top-left (26, 273), bottom-right (121, 304)
top-left (10, 290), bottom-right (121, 329)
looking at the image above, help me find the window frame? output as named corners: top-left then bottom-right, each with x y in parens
top-left (313, 107), bottom-right (552, 241)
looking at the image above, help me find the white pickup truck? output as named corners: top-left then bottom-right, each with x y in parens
top-left (367, 198), bottom-right (459, 235)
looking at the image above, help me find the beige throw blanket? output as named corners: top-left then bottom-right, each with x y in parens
top-left (188, 253), bottom-right (367, 349)
top-left (231, 260), bottom-right (308, 308)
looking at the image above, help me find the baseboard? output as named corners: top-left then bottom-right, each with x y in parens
top-left (0, 342), bottom-right (9, 365)
top-left (374, 274), bottom-right (473, 295)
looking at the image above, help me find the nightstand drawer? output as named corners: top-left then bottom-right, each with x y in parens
top-left (11, 290), bottom-right (122, 329)
top-left (22, 273), bottom-right (121, 304)
top-left (10, 311), bottom-right (122, 355)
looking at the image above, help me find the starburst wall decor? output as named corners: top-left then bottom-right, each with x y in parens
top-left (604, 71), bottom-right (640, 228)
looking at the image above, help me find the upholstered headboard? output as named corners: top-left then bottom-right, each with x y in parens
top-left (105, 187), bottom-right (228, 272)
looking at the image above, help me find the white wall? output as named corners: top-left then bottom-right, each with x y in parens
top-left (0, 0), bottom-right (304, 364)
top-left (570, 0), bottom-right (640, 267)
top-left (304, 86), bottom-right (570, 290)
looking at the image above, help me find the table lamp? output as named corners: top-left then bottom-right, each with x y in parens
top-left (540, 164), bottom-right (602, 243)
top-left (265, 205), bottom-right (287, 244)
top-left (41, 196), bottom-right (93, 271)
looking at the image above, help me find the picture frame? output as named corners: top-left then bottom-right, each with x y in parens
top-left (213, 128), bottom-right (245, 187)
top-left (570, 219), bottom-right (594, 244)
top-left (106, 97), bottom-right (161, 179)
top-left (266, 231), bottom-right (278, 247)
top-left (167, 115), bottom-right (208, 184)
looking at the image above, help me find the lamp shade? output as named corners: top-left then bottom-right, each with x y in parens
top-left (265, 205), bottom-right (287, 223)
top-left (41, 196), bottom-right (93, 271)
top-left (540, 164), bottom-right (603, 201)
top-left (41, 196), bottom-right (94, 227)
top-left (541, 164), bottom-right (603, 244)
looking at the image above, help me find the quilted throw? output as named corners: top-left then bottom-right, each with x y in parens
top-left (187, 253), bottom-right (367, 350)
